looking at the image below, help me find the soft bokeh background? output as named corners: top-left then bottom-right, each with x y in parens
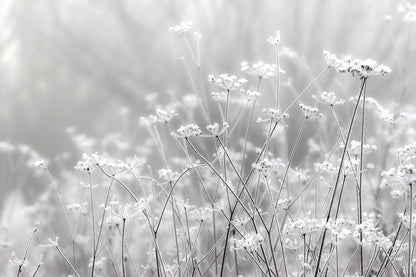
top-left (0, 0), bottom-right (415, 272)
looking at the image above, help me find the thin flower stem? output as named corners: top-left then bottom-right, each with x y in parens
top-left (17, 227), bottom-right (37, 277)
top-left (314, 78), bottom-right (367, 277)
top-left (92, 178), bottom-right (114, 277)
top-left (55, 245), bottom-right (80, 277)
top-left (409, 183), bottom-right (413, 277)
top-left (276, 117), bottom-right (308, 202)
top-left (121, 219), bottom-right (126, 277)
top-left (358, 78), bottom-right (368, 276)
top-left (88, 172), bottom-right (97, 277)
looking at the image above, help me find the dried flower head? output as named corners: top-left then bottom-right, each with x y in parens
top-left (208, 74), bottom-right (247, 91)
top-left (323, 50), bottom-right (391, 78)
top-left (299, 104), bottom-right (323, 119)
top-left (171, 124), bottom-right (203, 138)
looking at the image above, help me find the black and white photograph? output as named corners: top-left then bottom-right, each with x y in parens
top-left (1, 1), bottom-right (416, 276)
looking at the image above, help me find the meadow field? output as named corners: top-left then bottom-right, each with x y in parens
top-left (1, 0), bottom-right (416, 276)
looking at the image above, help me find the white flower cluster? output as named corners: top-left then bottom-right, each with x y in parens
top-left (158, 168), bottom-right (180, 182)
top-left (211, 91), bottom-right (227, 103)
top-left (353, 214), bottom-right (392, 248)
top-left (398, 143), bottom-right (416, 161)
top-left (74, 153), bottom-right (143, 173)
top-left (109, 203), bottom-right (141, 220)
top-left (276, 198), bottom-right (292, 210)
top-left (381, 163), bottom-right (416, 197)
top-left (323, 50), bottom-right (391, 78)
top-left (171, 124), bottom-right (203, 138)
top-left (148, 108), bottom-right (177, 123)
top-left (398, 212), bottom-right (416, 229)
top-left (325, 218), bottom-right (355, 244)
top-left (299, 104), bottom-right (322, 119)
top-left (206, 122), bottom-right (229, 137)
top-left (245, 90), bottom-right (261, 101)
top-left (398, 3), bottom-right (416, 22)
top-left (252, 157), bottom-right (285, 177)
top-left (257, 108), bottom-right (289, 122)
top-left (285, 215), bottom-right (323, 235)
top-left (230, 232), bottom-right (264, 252)
top-left (208, 74), bottom-right (247, 91)
top-left (342, 140), bottom-right (377, 156)
top-left (314, 161), bottom-right (337, 173)
top-left (312, 91), bottom-right (345, 106)
top-left (266, 30), bottom-right (281, 45)
top-left (240, 61), bottom-right (277, 79)
top-left (189, 207), bottom-right (212, 222)
top-left (169, 21), bottom-right (192, 33)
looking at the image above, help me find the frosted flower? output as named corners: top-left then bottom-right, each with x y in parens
top-left (284, 238), bottom-right (300, 250)
top-left (314, 161), bottom-right (336, 173)
top-left (341, 140), bottom-right (377, 156)
top-left (35, 160), bottom-right (48, 169)
top-left (158, 168), bottom-right (180, 182)
top-left (299, 104), bottom-right (322, 119)
top-left (211, 91), bottom-right (228, 103)
top-left (276, 198), bottom-right (292, 210)
top-left (245, 90), bottom-right (261, 101)
top-left (171, 124), bottom-right (203, 138)
top-left (323, 50), bottom-right (391, 78)
top-left (208, 74), bottom-right (247, 91)
top-left (353, 215), bottom-right (391, 248)
top-left (206, 122), bottom-right (229, 137)
top-left (285, 214), bottom-right (323, 235)
top-left (382, 164), bottom-right (416, 196)
top-left (169, 21), bottom-right (192, 33)
top-left (155, 109), bottom-right (177, 123)
top-left (313, 91), bottom-right (345, 106)
top-left (252, 158), bottom-right (285, 177)
top-left (230, 232), bottom-right (264, 252)
top-left (240, 61), bottom-right (277, 79)
top-left (325, 218), bottom-right (354, 244)
top-left (232, 216), bottom-right (251, 228)
top-left (75, 153), bottom-right (96, 172)
top-left (398, 143), bottom-right (416, 161)
top-left (398, 212), bottom-right (416, 229)
top-left (267, 30), bottom-right (281, 45)
top-left (109, 203), bottom-right (141, 220)
top-left (257, 108), bottom-right (289, 122)
top-left (189, 207), bottom-right (212, 222)
top-left (39, 237), bottom-right (59, 248)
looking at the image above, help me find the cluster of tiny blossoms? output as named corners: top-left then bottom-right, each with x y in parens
top-left (240, 61), bottom-right (277, 79)
top-left (323, 50), bottom-right (391, 78)
top-left (208, 74), bottom-right (247, 91)
top-left (299, 104), bottom-right (322, 119)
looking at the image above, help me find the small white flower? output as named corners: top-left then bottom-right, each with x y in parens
top-left (206, 122), bottom-right (229, 137)
top-left (299, 104), bottom-right (322, 119)
top-left (313, 91), bottom-right (345, 106)
top-left (267, 30), bottom-right (281, 45)
top-left (245, 90), bottom-right (261, 101)
top-left (169, 21), bottom-right (192, 33)
top-left (171, 124), bottom-right (203, 138)
top-left (158, 168), bottom-right (180, 182)
top-left (208, 74), bottom-right (247, 91)
top-left (240, 61), bottom-right (278, 79)
top-left (323, 50), bottom-right (391, 78)
top-left (35, 160), bottom-right (47, 169)
top-left (257, 108), bottom-right (289, 122)
top-left (230, 232), bottom-right (264, 252)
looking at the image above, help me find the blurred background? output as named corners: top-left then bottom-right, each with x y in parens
top-left (0, 0), bottom-right (415, 250)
